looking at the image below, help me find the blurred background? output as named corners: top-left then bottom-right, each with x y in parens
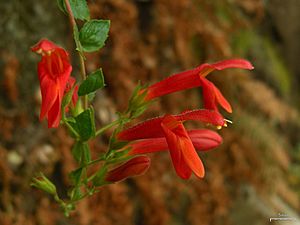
top-left (0, 0), bottom-right (300, 224)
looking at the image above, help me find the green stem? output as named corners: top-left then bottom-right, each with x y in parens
top-left (63, 120), bottom-right (80, 138)
top-left (95, 119), bottom-right (120, 136)
top-left (64, 0), bottom-right (88, 110)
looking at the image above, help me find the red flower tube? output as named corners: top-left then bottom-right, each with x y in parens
top-left (144, 59), bottom-right (254, 113)
top-left (32, 39), bottom-right (72, 128)
top-left (117, 109), bottom-right (225, 141)
top-left (105, 156), bottom-right (151, 182)
top-left (128, 129), bottom-right (222, 155)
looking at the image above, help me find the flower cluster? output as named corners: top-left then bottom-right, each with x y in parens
top-left (112, 59), bottom-right (254, 180)
top-left (32, 39), bottom-right (253, 182)
top-left (31, 0), bottom-right (254, 215)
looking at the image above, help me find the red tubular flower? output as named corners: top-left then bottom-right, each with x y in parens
top-left (117, 109), bottom-right (225, 141)
top-left (118, 113), bottom-right (223, 179)
top-left (144, 59), bottom-right (254, 113)
top-left (105, 156), bottom-right (151, 182)
top-left (128, 129), bottom-right (222, 155)
top-left (31, 39), bottom-right (72, 128)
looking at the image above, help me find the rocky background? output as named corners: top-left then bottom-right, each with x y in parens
top-left (0, 0), bottom-right (300, 224)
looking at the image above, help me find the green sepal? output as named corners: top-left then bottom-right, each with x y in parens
top-left (78, 69), bottom-right (105, 96)
top-left (31, 173), bottom-right (57, 196)
top-left (57, 0), bottom-right (90, 21)
top-left (79, 19), bottom-right (110, 52)
top-left (126, 82), bottom-right (151, 119)
top-left (92, 165), bottom-right (108, 187)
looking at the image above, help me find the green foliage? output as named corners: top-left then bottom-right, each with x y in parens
top-left (78, 69), bottom-right (105, 96)
top-left (74, 108), bottom-right (96, 141)
top-left (79, 20), bottom-right (110, 52)
top-left (71, 141), bottom-right (91, 164)
top-left (57, 0), bottom-right (90, 21)
top-left (92, 166), bottom-right (108, 186)
top-left (69, 167), bottom-right (83, 185)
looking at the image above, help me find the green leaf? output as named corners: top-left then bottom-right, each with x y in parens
top-left (78, 69), bottom-right (105, 96)
top-left (74, 108), bottom-right (96, 141)
top-left (79, 20), bottom-right (110, 52)
top-left (57, 0), bottom-right (90, 21)
top-left (71, 142), bottom-right (82, 162)
top-left (71, 142), bottom-right (91, 165)
top-left (92, 166), bottom-right (108, 187)
top-left (88, 92), bottom-right (97, 102)
top-left (69, 168), bottom-right (83, 185)
top-left (81, 142), bottom-right (91, 164)
top-left (69, 187), bottom-right (83, 201)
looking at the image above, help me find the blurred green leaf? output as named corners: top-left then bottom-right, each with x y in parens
top-left (92, 166), bottom-right (108, 187)
top-left (69, 167), bottom-right (83, 185)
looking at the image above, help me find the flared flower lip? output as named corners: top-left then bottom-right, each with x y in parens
top-left (145, 59), bottom-right (254, 101)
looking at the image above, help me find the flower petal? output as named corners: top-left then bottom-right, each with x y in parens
top-left (199, 77), bottom-right (217, 111)
top-left (161, 115), bottom-right (204, 179)
top-left (212, 84), bottom-right (232, 113)
top-left (128, 129), bottom-right (222, 155)
top-left (128, 137), bottom-right (168, 155)
top-left (146, 69), bottom-right (200, 100)
top-left (177, 109), bottom-right (225, 126)
top-left (31, 39), bottom-right (59, 53)
top-left (145, 59), bottom-right (253, 100)
top-left (47, 94), bottom-right (61, 128)
top-left (39, 76), bottom-right (59, 120)
top-left (188, 129), bottom-right (222, 151)
top-left (210, 59), bottom-right (254, 71)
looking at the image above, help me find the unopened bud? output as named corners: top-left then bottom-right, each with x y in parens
top-left (31, 173), bottom-right (57, 195)
top-left (105, 156), bottom-right (151, 182)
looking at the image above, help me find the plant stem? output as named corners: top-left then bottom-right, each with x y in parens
top-left (63, 120), bottom-right (80, 138)
top-left (95, 119), bottom-right (120, 136)
top-left (64, 0), bottom-right (88, 110)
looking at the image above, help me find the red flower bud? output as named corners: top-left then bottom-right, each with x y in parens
top-left (105, 156), bottom-right (151, 182)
